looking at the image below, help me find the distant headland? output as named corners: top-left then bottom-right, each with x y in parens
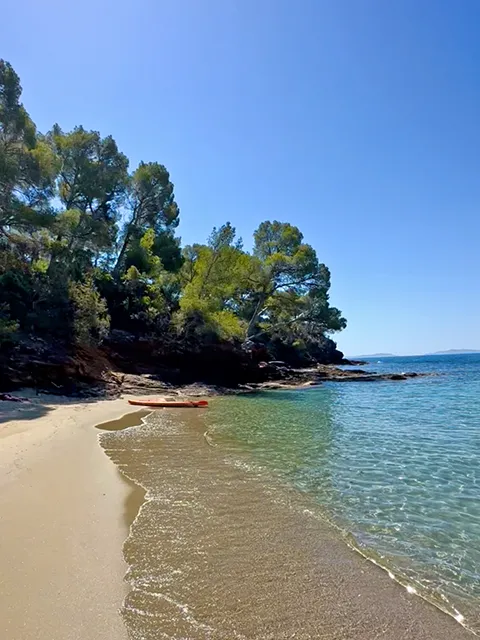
top-left (430, 349), bottom-right (480, 355)
top-left (350, 349), bottom-right (480, 358)
top-left (351, 353), bottom-right (396, 358)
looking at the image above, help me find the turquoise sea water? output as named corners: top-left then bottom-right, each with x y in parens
top-left (205, 354), bottom-right (480, 632)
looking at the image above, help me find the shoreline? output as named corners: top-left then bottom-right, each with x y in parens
top-left (101, 404), bottom-right (475, 639)
top-left (1, 359), bottom-right (430, 400)
top-left (0, 392), bottom-right (476, 639)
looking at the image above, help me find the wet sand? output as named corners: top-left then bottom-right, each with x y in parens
top-left (101, 408), bottom-right (476, 640)
top-left (0, 395), bottom-right (141, 640)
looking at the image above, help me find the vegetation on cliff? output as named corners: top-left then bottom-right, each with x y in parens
top-left (0, 60), bottom-right (346, 387)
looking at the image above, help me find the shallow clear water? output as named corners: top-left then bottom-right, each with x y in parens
top-left (205, 354), bottom-right (480, 631)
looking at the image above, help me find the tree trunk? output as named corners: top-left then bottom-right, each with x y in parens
top-left (246, 292), bottom-right (267, 340)
top-left (113, 227), bottom-right (132, 277)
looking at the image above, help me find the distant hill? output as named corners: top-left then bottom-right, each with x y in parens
top-left (352, 353), bottom-right (395, 358)
top-left (430, 349), bottom-right (480, 355)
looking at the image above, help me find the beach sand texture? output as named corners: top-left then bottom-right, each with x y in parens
top-left (0, 396), bottom-right (135, 640)
top-left (0, 395), bottom-right (476, 639)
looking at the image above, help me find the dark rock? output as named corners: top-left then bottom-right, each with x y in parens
top-left (0, 393), bottom-right (28, 402)
top-left (104, 329), bottom-right (137, 345)
top-left (268, 361), bottom-right (291, 368)
top-left (344, 368), bottom-right (370, 375)
top-left (0, 326), bottom-right (430, 397)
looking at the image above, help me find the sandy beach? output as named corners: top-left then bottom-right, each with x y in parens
top-left (0, 394), bottom-right (139, 640)
top-left (0, 393), bottom-right (476, 639)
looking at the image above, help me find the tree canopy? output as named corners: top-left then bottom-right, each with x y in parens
top-left (0, 60), bottom-right (346, 369)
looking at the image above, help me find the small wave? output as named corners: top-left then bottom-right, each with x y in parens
top-left (97, 396), bottom-right (480, 638)
top-left (128, 588), bottom-right (216, 633)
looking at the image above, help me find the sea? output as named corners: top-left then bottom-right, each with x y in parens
top-left (99, 353), bottom-right (480, 638)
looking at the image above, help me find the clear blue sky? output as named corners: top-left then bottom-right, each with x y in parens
top-left (2, 0), bottom-right (479, 355)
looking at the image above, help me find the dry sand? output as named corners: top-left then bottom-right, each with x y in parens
top-left (0, 393), bottom-right (140, 640)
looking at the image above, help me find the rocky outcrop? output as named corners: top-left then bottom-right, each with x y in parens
top-left (0, 337), bottom-right (109, 395)
top-left (0, 332), bottom-right (429, 397)
top-left (251, 366), bottom-right (430, 389)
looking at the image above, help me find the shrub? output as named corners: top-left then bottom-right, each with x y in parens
top-left (0, 304), bottom-right (19, 344)
top-left (68, 279), bottom-right (110, 346)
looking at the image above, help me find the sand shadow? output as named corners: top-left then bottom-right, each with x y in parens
top-left (0, 391), bottom-right (126, 425)
top-left (0, 401), bottom-right (53, 425)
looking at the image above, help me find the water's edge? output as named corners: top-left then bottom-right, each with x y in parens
top-left (94, 405), bottom-right (477, 638)
top-left (204, 415), bottom-right (473, 634)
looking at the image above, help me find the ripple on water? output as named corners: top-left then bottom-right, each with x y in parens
top-left (96, 356), bottom-right (480, 637)
top-left (204, 355), bottom-right (480, 633)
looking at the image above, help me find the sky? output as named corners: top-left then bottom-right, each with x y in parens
top-left (1, 0), bottom-right (479, 355)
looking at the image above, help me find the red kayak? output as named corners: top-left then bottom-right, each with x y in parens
top-left (128, 399), bottom-right (208, 408)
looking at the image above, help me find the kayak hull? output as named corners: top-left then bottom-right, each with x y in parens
top-left (128, 399), bottom-right (208, 408)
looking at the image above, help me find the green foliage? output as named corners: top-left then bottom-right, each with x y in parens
top-left (69, 279), bottom-right (110, 346)
top-left (0, 303), bottom-right (18, 343)
top-left (253, 220), bottom-right (304, 260)
top-left (0, 61), bottom-right (57, 236)
top-left (244, 220), bottom-right (345, 341)
top-left (46, 124), bottom-right (129, 275)
top-left (176, 223), bottom-right (253, 340)
top-left (0, 60), bottom-right (346, 364)
top-left (129, 162), bottom-right (179, 231)
top-left (50, 124), bottom-right (129, 219)
top-left (114, 161), bottom-right (180, 276)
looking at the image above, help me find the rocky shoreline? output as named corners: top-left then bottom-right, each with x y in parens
top-left (0, 337), bottom-right (431, 399)
top-left (0, 333), bottom-right (433, 399)
top-left (93, 363), bottom-right (432, 399)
